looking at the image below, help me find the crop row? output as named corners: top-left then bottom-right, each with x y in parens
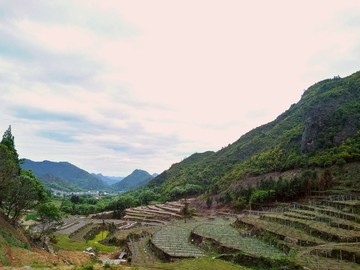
top-left (236, 215), bottom-right (325, 247)
top-left (193, 223), bottom-right (285, 258)
top-left (296, 204), bottom-right (360, 223)
top-left (288, 209), bottom-right (360, 231)
top-left (262, 213), bottom-right (360, 242)
top-left (151, 221), bottom-right (205, 258)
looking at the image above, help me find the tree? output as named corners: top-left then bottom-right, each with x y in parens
top-left (0, 144), bottom-right (18, 207)
top-left (3, 170), bottom-right (48, 223)
top-left (138, 190), bottom-right (158, 205)
top-left (249, 190), bottom-right (275, 208)
top-left (318, 169), bottom-right (334, 190)
top-left (1, 125), bottom-right (19, 163)
top-left (180, 199), bottom-right (190, 223)
top-left (70, 195), bottom-right (81, 204)
top-left (110, 195), bottom-right (136, 218)
top-left (206, 197), bottom-right (213, 209)
top-left (0, 126), bottom-right (20, 208)
top-left (36, 203), bottom-right (62, 244)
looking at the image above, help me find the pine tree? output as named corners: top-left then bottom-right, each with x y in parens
top-left (1, 125), bottom-right (19, 163)
top-left (0, 126), bottom-right (19, 207)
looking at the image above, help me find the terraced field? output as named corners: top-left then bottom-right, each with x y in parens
top-left (193, 222), bottom-right (286, 258)
top-left (150, 217), bottom-right (286, 264)
top-left (235, 197), bottom-right (360, 269)
top-left (123, 200), bottom-right (185, 225)
top-left (151, 220), bottom-right (206, 258)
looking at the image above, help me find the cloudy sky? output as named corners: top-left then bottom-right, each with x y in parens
top-left (1, 1), bottom-right (360, 176)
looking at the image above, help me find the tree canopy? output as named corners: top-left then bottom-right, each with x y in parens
top-left (0, 126), bottom-right (48, 223)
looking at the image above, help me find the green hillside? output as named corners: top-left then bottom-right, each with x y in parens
top-left (147, 71), bottom-right (360, 201)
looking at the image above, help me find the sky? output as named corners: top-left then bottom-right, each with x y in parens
top-left (1, 1), bottom-right (360, 177)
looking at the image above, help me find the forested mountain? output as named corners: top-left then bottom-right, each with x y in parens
top-left (147, 71), bottom-right (360, 201)
top-left (111, 169), bottom-right (154, 191)
top-left (21, 159), bottom-right (107, 191)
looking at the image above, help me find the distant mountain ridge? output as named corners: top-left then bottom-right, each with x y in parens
top-left (92, 173), bottom-right (124, 185)
top-left (21, 159), bottom-right (155, 192)
top-left (111, 169), bottom-right (154, 191)
top-left (21, 159), bottom-right (107, 191)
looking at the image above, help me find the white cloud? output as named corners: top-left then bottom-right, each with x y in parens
top-left (14, 20), bottom-right (95, 53)
top-left (1, 0), bottom-right (360, 176)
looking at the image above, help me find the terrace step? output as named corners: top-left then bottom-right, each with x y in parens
top-left (151, 222), bottom-right (205, 259)
top-left (262, 213), bottom-right (360, 242)
top-left (144, 207), bottom-right (182, 218)
top-left (288, 209), bottom-right (360, 231)
top-left (123, 215), bottom-right (168, 225)
top-left (295, 205), bottom-right (360, 223)
top-left (165, 201), bottom-right (184, 208)
top-left (126, 207), bottom-right (182, 219)
top-left (118, 221), bottom-right (137, 230)
top-left (283, 212), bottom-right (316, 221)
top-left (124, 210), bottom-right (156, 218)
top-left (236, 215), bottom-right (325, 247)
top-left (153, 204), bottom-right (182, 214)
top-left (192, 220), bottom-right (286, 259)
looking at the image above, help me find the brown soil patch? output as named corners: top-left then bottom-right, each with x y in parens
top-left (57, 250), bottom-right (91, 265)
top-left (5, 246), bottom-right (62, 267)
top-left (3, 246), bottom-right (91, 268)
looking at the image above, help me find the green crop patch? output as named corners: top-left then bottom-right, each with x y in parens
top-left (193, 223), bottom-right (286, 259)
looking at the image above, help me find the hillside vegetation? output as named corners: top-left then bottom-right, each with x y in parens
top-left (147, 71), bottom-right (360, 202)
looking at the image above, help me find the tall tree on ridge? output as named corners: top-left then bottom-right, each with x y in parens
top-left (0, 126), bottom-right (19, 209)
top-left (1, 125), bottom-right (19, 164)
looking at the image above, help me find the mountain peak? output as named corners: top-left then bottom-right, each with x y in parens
top-left (112, 169), bottom-right (153, 191)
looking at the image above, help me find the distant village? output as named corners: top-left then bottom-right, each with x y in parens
top-left (51, 189), bottom-right (119, 199)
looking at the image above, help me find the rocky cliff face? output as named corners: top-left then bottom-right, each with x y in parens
top-left (301, 77), bottom-right (360, 154)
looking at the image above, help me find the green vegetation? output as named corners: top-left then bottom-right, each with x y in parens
top-left (193, 223), bottom-right (286, 258)
top-left (151, 220), bottom-right (205, 258)
top-left (25, 212), bottom-right (38, 221)
top-left (0, 226), bottom-right (28, 249)
top-left (36, 203), bottom-right (62, 241)
top-left (0, 126), bottom-right (49, 224)
top-left (143, 71), bottom-right (360, 204)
